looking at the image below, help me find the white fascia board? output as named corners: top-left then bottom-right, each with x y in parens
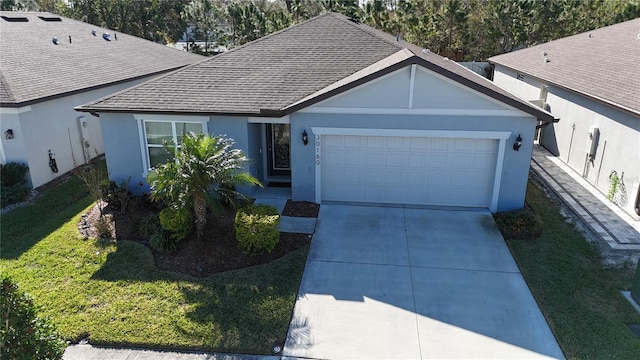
top-left (248, 115), bottom-right (290, 124)
top-left (301, 107), bottom-right (528, 117)
top-left (0, 106), bottom-right (32, 114)
top-left (311, 127), bottom-right (511, 140)
top-left (133, 114), bottom-right (209, 123)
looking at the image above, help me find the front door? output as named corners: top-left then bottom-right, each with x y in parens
top-left (266, 123), bottom-right (291, 178)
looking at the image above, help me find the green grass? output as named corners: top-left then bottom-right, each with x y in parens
top-left (0, 176), bottom-right (308, 354)
top-left (505, 181), bottom-right (640, 359)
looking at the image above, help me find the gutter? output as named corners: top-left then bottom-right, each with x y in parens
top-left (536, 116), bottom-right (560, 130)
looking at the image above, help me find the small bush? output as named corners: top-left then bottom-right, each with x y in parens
top-left (1, 182), bottom-right (30, 206)
top-left (0, 162), bottom-right (29, 187)
top-left (149, 230), bottom-right (176, 251)
top-left (235, 204), bottom-right (280, 256)
top-left (101, 179), bottom-right (135, 213)
top-left (1, 162), bottom-right (30, 206)
top-left (135, 213), bottom-right (162, 240)
top-left (0, 275), bottom-right (67, 360)
top-left (95, 215), bottom-right (114, 240)
top-left (159, 207), bottom-right (193, 242)
top-left (494, 206), bottom-right (542, 240)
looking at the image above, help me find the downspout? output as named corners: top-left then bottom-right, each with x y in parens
top-left (635, 182), bottom-right (640, 216)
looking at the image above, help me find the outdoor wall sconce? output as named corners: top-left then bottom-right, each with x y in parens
top-left (4, 129), bottom-right (13, 139)
top-left (302, 130), bottom-right (309, 146)
top-left (513, 134), bottom-right (523, 151)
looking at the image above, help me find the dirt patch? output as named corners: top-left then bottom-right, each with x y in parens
top-left (79, 199), bottom-right (318, 277)
top-left (282, 200), bottom-right (320, 217)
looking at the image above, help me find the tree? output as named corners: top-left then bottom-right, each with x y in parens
top-left (147, 133), bottom-right (261, 239)
top-left (0, 275), bottom-right (66, 360)
top-left (182, 0), bottom-right (227, 54)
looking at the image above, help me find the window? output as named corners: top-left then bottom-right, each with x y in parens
top-left (144, 121), bottom-right (205, 168)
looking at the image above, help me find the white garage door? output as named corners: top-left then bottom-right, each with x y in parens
top-left (321, 135), bottom-right (498, 208)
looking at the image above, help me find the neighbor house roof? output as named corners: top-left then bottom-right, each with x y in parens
top-left (0, 11), bottom-right (204, 107)
top-left (489, 17), bottom-right (640, 117)
top-left (77, 12), bottom-right (555, 122)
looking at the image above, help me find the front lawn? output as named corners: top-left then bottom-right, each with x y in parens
top-left (0, 176), bottom-right (308, 354)
top-left (504, 180), bottom-right (640, 359)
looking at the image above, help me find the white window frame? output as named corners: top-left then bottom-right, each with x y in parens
top-left (134, 114), bottom-right (208, 177)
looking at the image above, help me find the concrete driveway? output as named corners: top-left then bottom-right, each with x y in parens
top-left (283, 205), bottom-right (564, 359)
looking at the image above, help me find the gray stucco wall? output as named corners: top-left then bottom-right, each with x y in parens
top-left (289, 112), bottom-right (537, 212)
top-left (494, 64), bottom-right (640, 217)
top-left (100, 112), bottom-right (147, 194)
top-left (101, 113), bottom-right (258, 194)
top-left (0, 76), bottom-right (153, 188)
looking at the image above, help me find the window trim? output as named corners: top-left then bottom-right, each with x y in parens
top-left (134, 114), bottom-right (208, 177)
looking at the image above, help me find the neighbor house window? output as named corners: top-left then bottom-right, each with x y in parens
top-left (144, 121), bottom-right (204, 168)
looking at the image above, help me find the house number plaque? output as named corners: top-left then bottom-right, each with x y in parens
top-left (315, 135), bottom-right (321, 165)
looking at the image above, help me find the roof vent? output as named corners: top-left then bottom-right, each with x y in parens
top-left (52, 37), bottom-right (59, 45)
top-left (589, 33), bottom-right (592, 38)
top-left (443, 57), bottom-right (449, 61)
top-left (1, 15), bottom-right (29, 22)
top-left (38, 16), bottom-right (62, 22)
top-left (347, 17), bottom-right (360, 24)
top-left (91, 29), bottom-right (97, 36)
top-left (422, 48), bottom-right (430, 54)
top-left (542, 51), bottom-right (547, 56)
top-left (544, 57), bottom-right (550, 63)
top-left (102, 32), bottom-right (111, 41)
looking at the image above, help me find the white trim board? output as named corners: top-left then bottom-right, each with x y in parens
top-left (0, 106), bottom-right (31, 114)
top-left (133, 114), bottom-right (209, 123)
top-left (310, 127), bottom-right (510, 212)
top-left (299, 107), bottom-right (528, 117)
top-left (248, 115), bottom-right (290, 124)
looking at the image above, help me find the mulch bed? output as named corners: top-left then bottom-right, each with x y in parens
top-left (78, 198), bottom-right (318, 278)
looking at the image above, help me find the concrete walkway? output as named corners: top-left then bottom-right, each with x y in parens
top-left (284, 205), bottom-right (564, 359)
top-left (531, 145), bottom-right (640, 251)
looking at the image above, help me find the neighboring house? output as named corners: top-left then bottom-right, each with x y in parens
top-left (77, 13), bottom-right (555, 213)
top-left (489, 18), bottom-right (640, 217)
top-left (0, 11), bottom-right (203, 188)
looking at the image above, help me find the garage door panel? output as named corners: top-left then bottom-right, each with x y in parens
top-left (321, 135), bottom-right (498, 208)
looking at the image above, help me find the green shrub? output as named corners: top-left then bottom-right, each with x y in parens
top-left (1, 183), bottom-right (30, 206)
top-left (94, 215), bottom-right (114, 240)
top-left (149, 230), bottom-right (176, 251)
top-left (493, 206), bottom-right (542, 240)
top-left (0, 162), bottom-right (30, 206)
top-left (135, 213), bottom-right (162, 240)
top-left (100, 178), bottom-right (135, 213)
top-left (0, 162), bottom-right (29, 187)
top-left (0, 275), bottom-right (66, 360)
top-left (235, 204), bottom-right (280, 256)
top-left (159, 207), bottom-right (193, 242)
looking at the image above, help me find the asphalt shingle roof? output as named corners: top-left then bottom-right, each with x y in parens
top-left (78, 12), bottom-right (554, 122)
top-left (0, 11), bottom-right (203, 107)
top-left (489, 18), bottom-right (640, 117)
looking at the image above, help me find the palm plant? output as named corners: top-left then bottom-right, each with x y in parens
top-left (147, 133), bottom-right (261, 239)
